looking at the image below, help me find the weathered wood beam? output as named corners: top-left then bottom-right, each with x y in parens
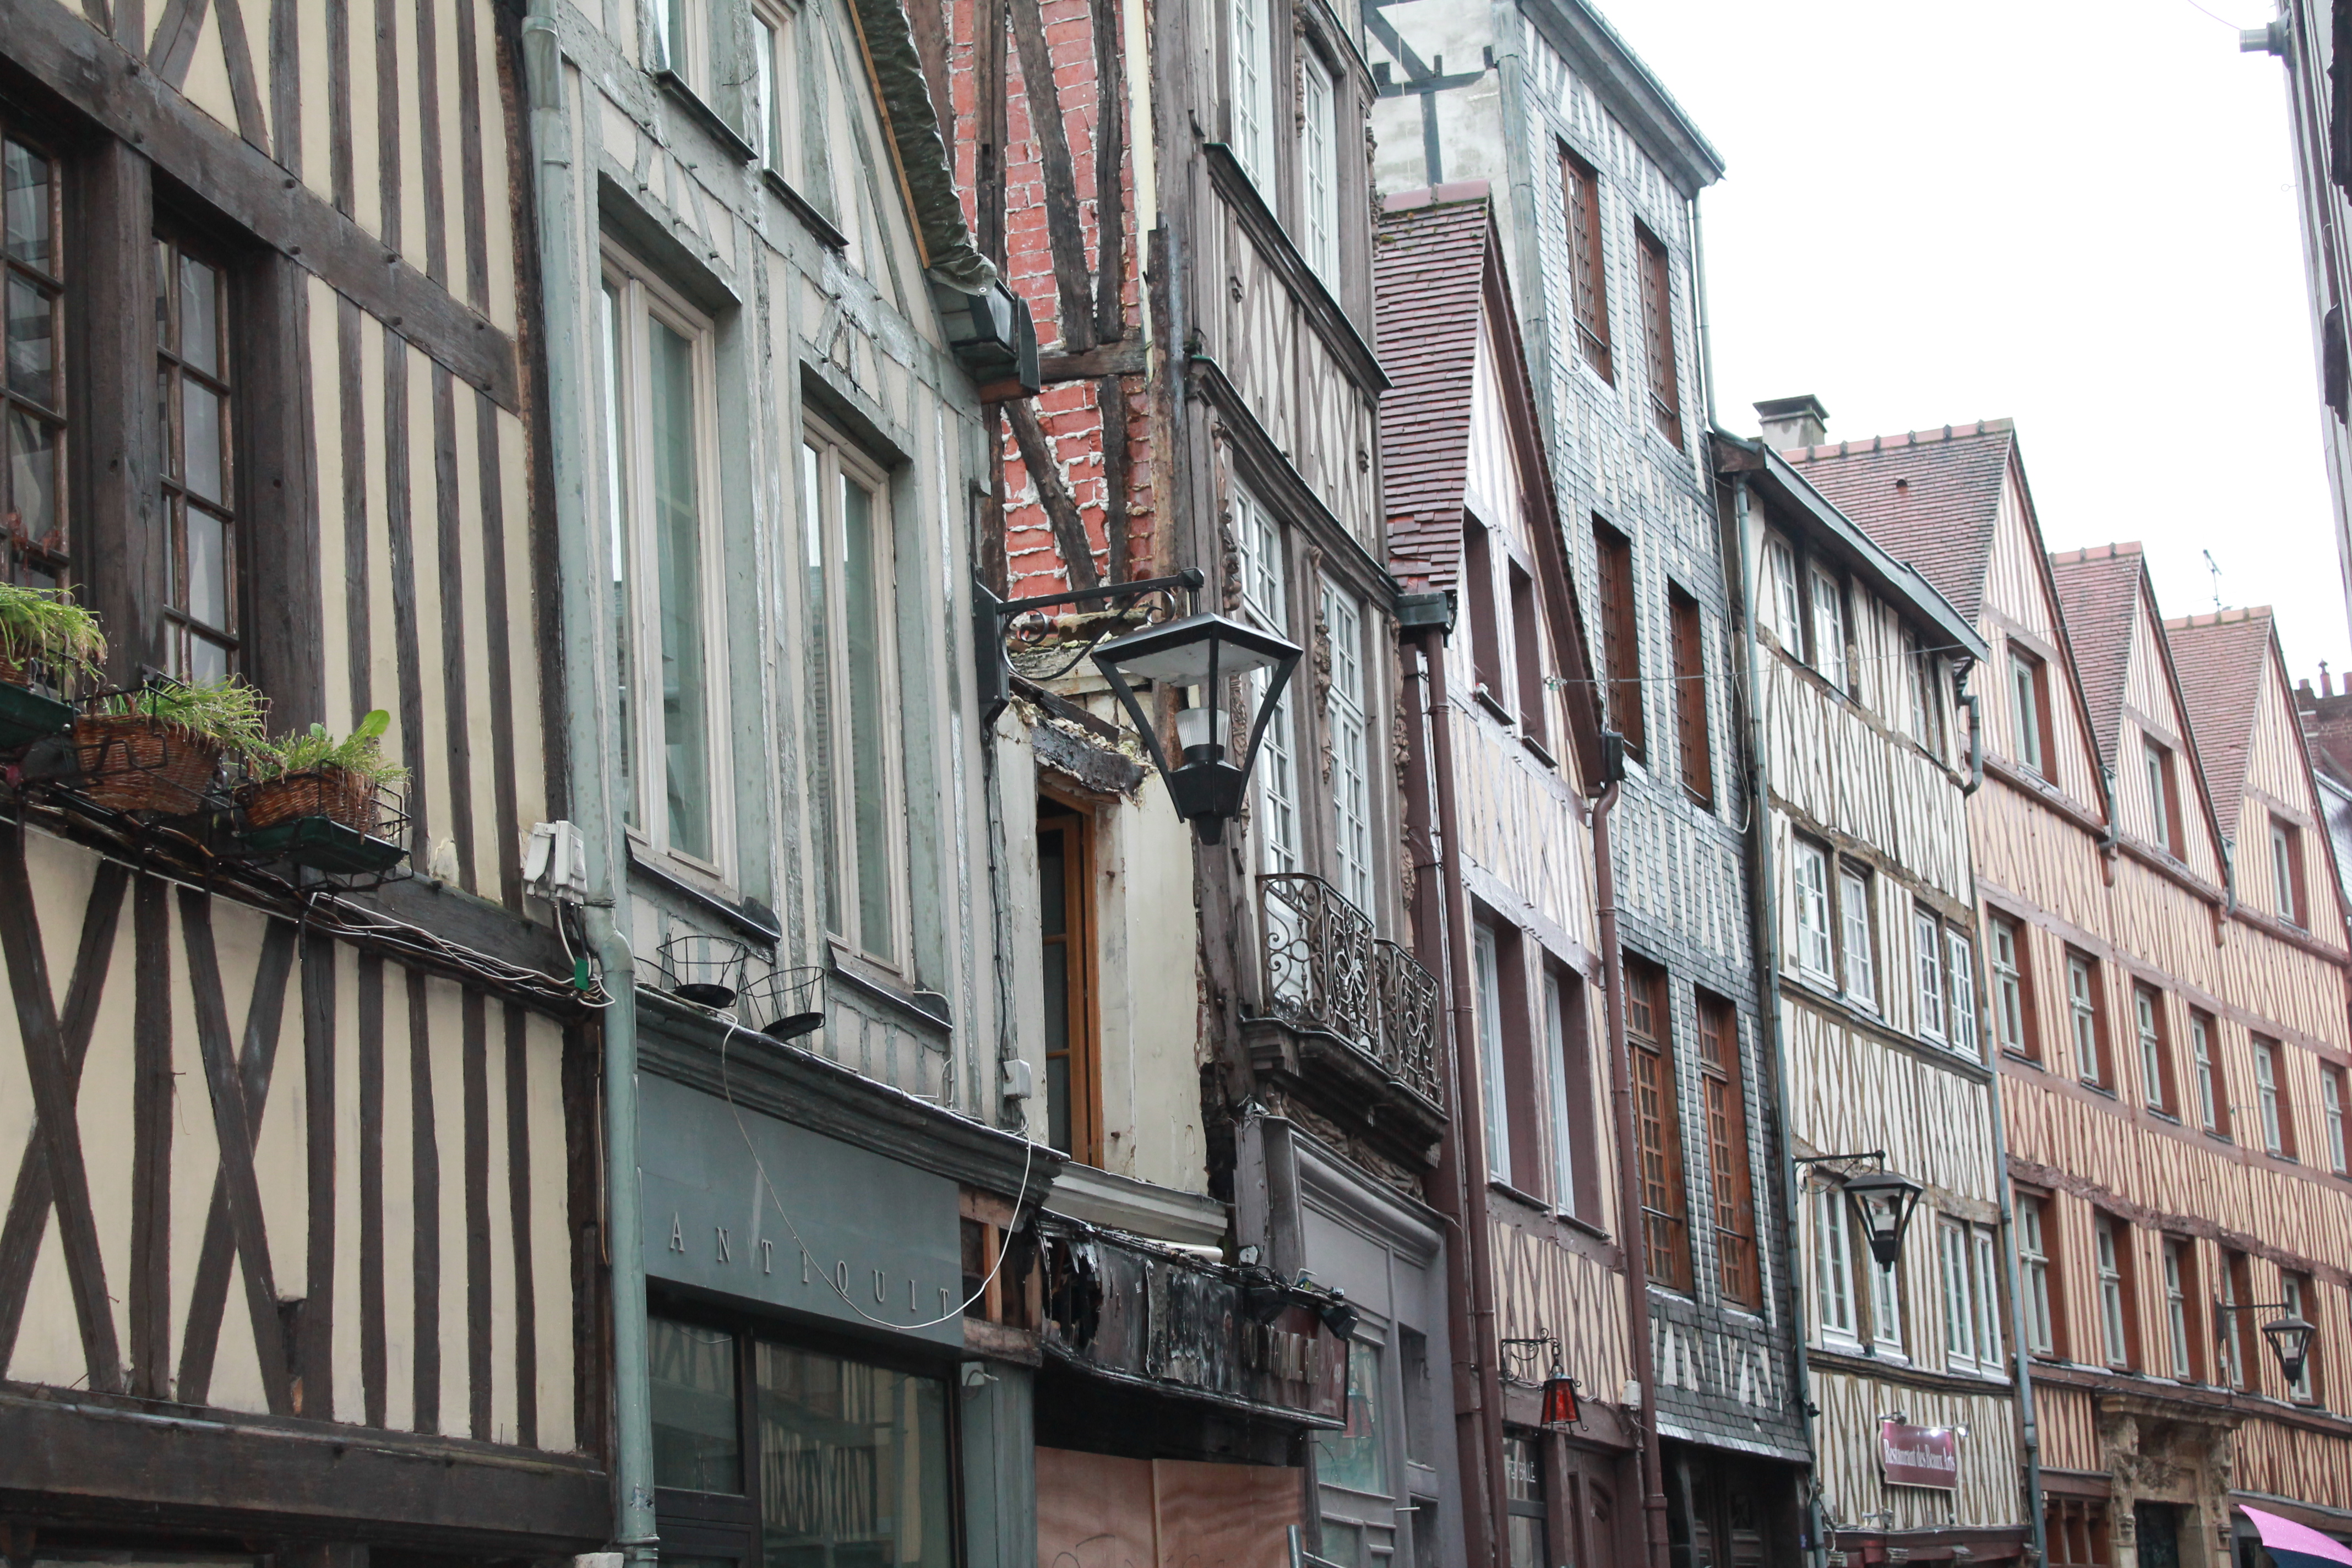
top-left (1004, 399), bottom-right (1101, 590)
top-left (1036, 338), bottom-right (1149, 383)
top-left (1007, 0), bottom-right (1096, 352)
top-left (1088, 0), bottom-right (1126, 345)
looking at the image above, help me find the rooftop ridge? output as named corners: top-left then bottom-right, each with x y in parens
top-left (1379, 182), bottom-right (1495, 215)
top-left (2165, 607), bottom-right (2275, 630)
top-left (2049, 542), bottom-right (2146, 564)
top-left (1781, 417), bottom-right (2016, 462)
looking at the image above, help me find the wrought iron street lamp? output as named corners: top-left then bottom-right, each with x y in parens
top-left (2217, 1299), bottom-right (2319, 1387)
top-left (1794, 1152), bottom-right (1926, 1270)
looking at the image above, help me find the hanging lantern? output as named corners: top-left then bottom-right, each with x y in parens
top-left (1540, 1375), bottom-right (1581, 1427)
top-left (1092, 612), bottom-right (1304, 843)
top-left (1843, 1167), bottom-right (1926, 1270)
top-left (2263, 1313), bottom-right (2317, 1387)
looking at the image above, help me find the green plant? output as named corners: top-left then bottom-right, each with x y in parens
top-left (0, 582), bottom-right (106, 687)
top-left (251, 709), bottom-right (408, 786)
top-left (88, 677), bottom-right (270, 753)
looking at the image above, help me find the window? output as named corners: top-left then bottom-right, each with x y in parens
top-left (1905, 636), bottom-right (1943, 753)
top-left (1914, 908), bottom-right (1946, 1042)
top-left (1792, 840), bottom-right (1833, 982)
top-left (1812, 1181), bottom-right (1858, 1344)
top-left (1298, 49), bottom-right (1339, 286)
top-left (2067, 951), bottom-right (2105, 1087)
top-left (1560, 149), bottom-right (1611, 382)
top-left (1947, 931), bottom-right (1980, 1057)
top-left (1227, 0), bottom-right (1275, 190)
top-left (1316, 1341), bottom-right (1386, 1494)
top-left (2011, 647), bottom-right (2050, 777)
top-left (650, 1314), bottom-right (741, 1493)
top-left (1697, 992), bottom-right (1756, 1307)
top-left (1991, 914), bottom-right (2034, 1059)
top-left (801, 424), bottom-right (899, 955)
top-left (1973, 1225), bottom-right (2005, 1369)
top-left (605, 261), bottom-right (727, 872)
top-left (1669, 586), bottom-right (1711, 804)
top-left (2221, 1248), bottom-right (2253, 1389)
top-left (2272, 815), bottom-right (2307, 927)
top-left (1235, 484), bottom-right (1299, 875)
top-left (1634, 225), bottom-right (1680, 447)
top-left (2135, 986), bottom-right (2175, 1115)
top-left (2256, 1037), bottom-right (2293, 1157)
top-left (2046, 1499), bottom-right (2113, 1568)
top-left (1627, 960), bottom-right (1690, 1292)
top-left (2284, 1273), bottom-right (2318, 1403)
top-left (157, 231), bottom-right (238, 682)
top-left (1811, 569), bottom-right (1847, 692)
top-left (2018, 1193), bottom-right (2057, 1356)
top-left (1869, 1245), bottom-right (1904, 1359)
top-left (1039, 801), bottom-right (1098, 1164)
top-left (1322, 582), bottom-right (1373, 909)
top-left (655, 0), bottom-right (754, 136)
top-left (1512, 561), bottom-right (1548, 749)
top-left (2325, 1066), bottom-right (2347, 1175)
top-left (1840, 868), bottom-right (1876, 1007)
top-left (1766, 539), bottom-right (1801, 652)
top-left (1545, 969), bottom-right (1594, 1221)
top-left (2094, 1214), bottom-right (2133, 1370)
top-left (750, 4), bottom-right (797, 176)
top-left (1462, 516), bottom-right (1502, 699)
top-left (2144, 738), bottom-right (2184, 856)
top-left (1474, 924), bottom-right (1510, 1184)
top-left (1939, 1218), bottom-right (1978, 1372)
top-left (3, 130), bottom-right (66, 595)
top-left (1593, 520), bottom-right (1643, 758)
top-left (2192, 1011), bottom-right (2229, 1136)
top-left (755, 1342), bottom-right (952, 1568)
top-left (2163, 1239), bottom-right (2194, 1381)
top-left (1503, 1435), bottom-right (1548, 1568)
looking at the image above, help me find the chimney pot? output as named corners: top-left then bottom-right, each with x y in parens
top-left (1756, 394), bottom-right (1831, 453)
top-left (2325, 661), bottom-right (2335, 698)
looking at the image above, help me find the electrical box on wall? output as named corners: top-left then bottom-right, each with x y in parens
top-left (523, 820), bottom-right (589, 905)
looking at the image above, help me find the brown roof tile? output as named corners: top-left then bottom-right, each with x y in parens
top-left (1781, 422), bottom-right (2017, 623)
top-left (1374, 192), bottom-right (1494, 588)
top-left (2164, 607), bottom-right (2276, 841)
top-left (2049, 544), bottom-right (2145, 770)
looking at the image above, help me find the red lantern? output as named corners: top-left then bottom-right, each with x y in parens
top-left (1540, 1375), bottom-right (1580, 1427)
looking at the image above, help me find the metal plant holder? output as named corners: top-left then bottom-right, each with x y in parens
top-left (656, 931), bottom-right (750, 1009)
top-left (739, 963), bottom-right (826, 1042)
top-left (235, 777), bottom-right (411, 882)
top-left (63, 700), bottom-right (231, 819)
top-left (0, 680), bottom-right (74, 750)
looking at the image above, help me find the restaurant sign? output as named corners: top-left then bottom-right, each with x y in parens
top-left (1879, 1420), bottom-right (1959, 1490)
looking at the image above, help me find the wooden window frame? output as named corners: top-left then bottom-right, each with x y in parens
top-left (1811, 1179), bottom-right (1859, 1346)
top-left (1476, 916), bottom-right (1546, 1197)
top-left (1544, 963), bottom-right (1598, 1224)
top-left (1991, 913), bottom-right (2038, 1061)
top-left (1626, 957), bottom-right (1691, 1293)
top-left (1038, 796), bottom-right (1101, 1166)
top-left (1792, 839), bottom-right (1834, 983)
top-left (2044, 1497), bottom-right (2111, 1568)
top-left (1765, 537), bottom-right (1801, 652)
top-left (2011, 646), bottom-right (2054, 778)
top-left (2067, 949), bottom-right (2108, 1089)
top-left (749, 3), bottom-right (799, 178)
top-left (1668, 585), bottom-right (1711, 805)
top-left (1510, 557), bottom-right (1548, 750)
top-left (2094, 1212), bottom-right (2138, 1371)
top-left (1593, 518), bottom-right (1644, 759)
top-left (2272, 815), bottom-right (2307, 928)
top-left (1839, 864), bottom-right (1876, 1009)
top-left (154, 225), bottom-right (242, 684)
top-left (2144, 737), bottom-right (2184, 857)
top-left (1462, 513), bottom-right (1502, 699)
top-left (1473, 921), bottom-right (1513, 1186)
top-left (1297, 45), bottom-right (1340, 287)
top-left (2191, 1010), bottom-right (2230, 1137)
top-left (2284, 1273), bottom-right (2321, 1404)
top-left (2, 122), bottom-right (69, 598)
top-left (1633, 223), bottom-right (1680, 448)
top-left (2133, 983), bottom-right (2177, 1117)
top-left (2017, 1188), bottom-right (2062, 1358)
top-left (1559, 146), bottom-right (1611, 383)
top-left (1939, 1216), bottom-right (1979, 1373)
top-left (2222, 1248), bottom-right (2255, 1390)
top-left (2160, 1237), bottom-right (2194, 1381)
top-left (2255, 1036), bottom-right (2295, 1159)
top-left (1225, 0), bottom-right (1276, 193)
top-left (1914, 907), bottom-right (1947, 1042)
top-left (1947, 929), bottom-right (1980, 1058)
top-left (1810, 567), bottom-right (1848, 692)
top-left (1321, 578), bottom-right (1375, 911)
top-left (1973, 1224), bottom-right (2004, 1369)
top-left (2324, 1065), bottom-right (2348, 1176)
top-left (1696, 989), bottom-right (1756, 1308)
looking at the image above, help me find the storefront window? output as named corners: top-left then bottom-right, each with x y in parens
top-left (1316, 1341), bottom-right (1387, 1493)
top-left (651, 1316), bottom-right (744, 1494)
top-left (1504, 1435), bottom-right (1547, 1568)
top-left (756, 1343), bottom-right (953, 1568)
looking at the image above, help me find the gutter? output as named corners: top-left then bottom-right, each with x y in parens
top-left (520, 15), bottom-right (656, 1563)
top-left (1985, 1039), bottom-right (2046, 1563)
top-left (1962, 691), bottom-right (1985, 797)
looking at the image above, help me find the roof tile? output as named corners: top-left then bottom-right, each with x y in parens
top-left (2049, 544), bottom-right (2144, 770)
top-left (1782, 422), bottom-right (2016, 623)
top-left (2164, 607), bottom-right (2277, 841)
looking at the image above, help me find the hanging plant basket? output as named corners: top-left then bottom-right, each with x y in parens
top-left (243, 764), bottom-right (379, 834)
top-left (0, 679), bottom-right (74, 749)
top-left (655, 931), bottom-right (750, 1009)
top-left (236, 768), bottom-right (407, 875)
top-left (70, 714), bottom-right (223, 815)
top-left (741, 964), bottom-right (825, 1042)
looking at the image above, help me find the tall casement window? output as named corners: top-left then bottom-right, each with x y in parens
top-left (1627, 960), bottom-right (1691, 1292)
top-left (1503, 1436), bottom-right (1548, 1568)
top-left (1766, 538), bottom-right (1801, 652)
top-left (2144, 738), bottom-right (2184, 856)
top-left (2255, 1037), bottom-right (2293, 1158)
top-left (1462, 516), bottom-right (1502, 697)
top-left (1839, 867), bottom-right (1877, 1008)
top-left (1545, 969), bottom-right (1594, 1221)
top-left (2018, 1193), bottom-right (2057, 1356)
top-left (1560, 148), bottom-right (1611, 382)
top-left (1904, 635), bottom-right (1943, 753)
top-left (1915, 908), bottom-right (1947, 1042)
top-left (1810, 569), bottom-right (1848, 692)
top-left (1474, 924), bottom-right (1511, 1184)
top-left (750, 3), bottom-right (798, 177)
top-left (1298, 48), bottom-right (1339, 286)
top-left (2094, 1213), bottom-right (2135, 1371)
top-left (2221, 1249), bottom-right (2254, 1390)
top-left (1792, 839), bottom-right (1834, 982)
top-left (1227, 0), bottom-right (1275, 190)
top-left (2067, 951), bottom-right (2106, 1087)
top-left (1991, 914), bottom-right (2035, 1059)
top-left (157, 231), bottom-right (239, 682)
top-left (2323, 1065), bottom-right (2347, 1176)
top-left (2271, 815), bottom-right (2307, 928)
top-left (4, 129), bottom-right (66, 593)
top-left (1697, 992), bottom-right (1756, 1307)
top-left (2135, 985), bottom-right (2176, 1116)
top-left (1634, 224), bottom-right (1680, 447)
top-left (1511, 562), bottom-right (1548, 750)
top-left (603, 261), bottom-right (728, 871)
top-left (1234, 484), bottom-right (1299, 875)
top-left (2284, 1273), bottom-right (2319, 1403)
top-left (1811, 1180), bottom-right (1859, 1346)
top-left (1939, 1218), bottom-right (1978, 1373)
top-left (1321, 581), bottom-right (1373, 908)
top-left (1947, 930), bottom-right (1980, 1057)
top-left (1669, 586), bottom-right (1711, 804)
top-left (1869, 1238), bottom-right (1904, 1359)
top-left (2162, 1239), bottom-right (2196, 1382)
top-left (802, 422), bottom-right (901, 955)
top-left (2191, 1010), bottom-right (2228, 1135)
top-left (2010, 647), bottom-right (2051, 777)
top-left (1593, 519), bottom-right (1644, 758)
top-left (1038, 800), bottom-right (1099, 1164)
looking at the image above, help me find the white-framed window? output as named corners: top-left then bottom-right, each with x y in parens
top-left (1474, 924), bottom-right (1509, 1183)
top-left (2192, 1014), bottom-right (2221, 1132)
top-left (2324, 1068), bottom-right (2347, 1175)
top-left (1811, 569), bottom-right (1847, 690)
top-left (1840, 868), bottom-right (1876, 1007)
top-left (1793, 840), bottom-right (1833, 982)
top-left (1545, 972), bottom-right (1577, 1218)
top-left (1321, 581), bottom-right (1372, 908)
top-left (1234, 483), bottom-right (1299, 875)
top-left (801, 422), bottom-right (902, 961)
top-left (2273, 816), bottom-right (2305, 927)
top-left (2144, 737), bottom-right (2177, 854)
top-left (1903, 630), bottom-right (1930, 742)
top-left (1991, 916), bottom-right (2028, 1055)
top-left (1298, 47), bottom-right (1338, 285)
top-left (1972, 1226), bottom-right (2003, 1369)
top-left (1812, 1182), bottom-right (1858, 1346)
top-left (1767, 539), bottom-right (1801, 652)
top-left (1870, 1251), bottom-right (1904, 1359)
top-left (2284, 1273), bottom-right (2315, 1401)
top-left (2012, 649), bottom-right (2046, 776)
top-left (2162, 1239), bottom-right (2192, 1381)
top-left (2067, 952), bottom-right (2102, 1085)
top-left (599, 255), bottom-right (729, 874)
top-left (2136, 987), bottom-right (2166, 1113)
top-left (2220, 1251), bottom-right (2246, 1388)
top-left (1914, 907), bottom-right (1945, 1041)
top-left (2095, 1215), bottom-right (2130, 1369)
top-left (1227, 0), bottom-right (1275, 190)
top-left (750, 2), bottom-right (797, 175)
top-left (1947, 931), bottom-right (1979, 1057)
top-left (2018, 1194), bottom-right (2055, 1355)
top-left (2256, 1040), bottom-right (2286, 1156)
top-left (1939, 1218), bottom-right (1977, 1372)
top-left (654, 0), bottom-right (749, 134)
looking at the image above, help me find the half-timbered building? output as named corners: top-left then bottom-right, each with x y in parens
top-left (0, 0), bottom-right (606, 1562)
top-left (1797, 421), bottom-right (2352, 1565)
top-left (1718, 407), bottom-right (2029, 1564)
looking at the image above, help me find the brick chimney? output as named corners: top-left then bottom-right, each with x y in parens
top-left (1756, 394), bottom-right (1830, 453)
top-left (2296, 666), bottom-right (2352, 788)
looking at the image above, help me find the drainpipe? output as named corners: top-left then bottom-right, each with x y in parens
top-left (1961, 692), bottom-right (1985, 797)
top-left (521, 14), bottom-right (657, 1565)
top-left (1592, 775), bottom-right (1668, 1568)
top-left (1414, 625), bottom-right (1511, 1568)
top-left (1725, 475), bottom-right (1822, 1565)
top-left (1986, 1044), bottom-right (2047, 1564)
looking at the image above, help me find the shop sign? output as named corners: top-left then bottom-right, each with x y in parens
top-left (1878, 1419), bottom-right (1959, 1490)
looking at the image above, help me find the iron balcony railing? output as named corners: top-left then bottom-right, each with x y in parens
top-left (1258, 873), bottom-right (1442, 1106)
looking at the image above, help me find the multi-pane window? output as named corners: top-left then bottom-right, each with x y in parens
top-left (1511, 561), bottom-right (1547, 748)
top-left (1812, 1182), bottom-right (1858, 1344)
top-left (1914, 908), bottom-right (1946, 1041)
top-left (1593, 520), bottom-right (1644, 758)
top-left (2256, 1037), bottom-right (2291, 1157)
top-left (1038, 801), bottom-right (1098, 1163)
top-left (2284, 1273), bottom-right (2317, 1402)
top-left (2067, 952), bottom-right (2105, 1086)
top-left (1697, 993), bottom-right (1756, 1307)
top-left (802, 426), bottom-right (897, 956)
top-left (157, 233), bottom-right (238, 682)
top-left (1973, 1225), bottom-right (2004, 1369)
top-left (2324, 1066), bottom-right (2347, 1175)
top-left (4, 130), bottom-right (66, 594)
top-left (1544, 972), bottom-right (1582, 1219)
top-left (1905, 637), bottom-right (1943, 753)
top-left (1840, 868), bottom-right (1876, 1008)
top-left (1938, 1218), bottom-right (1979, 1372)
top-left (2144, 738), bottom-right (2182, 856)
top-left (2012, 648), bottom-right (2048, 777)
top-left (1811, 569), bottom-right (1847, 691)
top-left (2221, 1249), bottom-right (2255, 1390)
top-left (1503, 1435), bottom-right (1548, 1568)
top-left (1634, 225), bottom-right (1681, 447)
top-left (1792, 840), bottom-right (1834, 982)
top-left (1560, 148), bottom-right (1611, 382)
top-left (750, 4), bottom-right (797, 175)
top-left (2272, 816), bottom-right (2306, 927)
top-left (603, 262), bottom-right (725, 870)
top-left (1227, 0), bottom-right (1275, 190)
top-left (1947, 931), bottom-right (1979, 1057)
top-left (2094, 1215), bottom-right (2132, 1370)
top-left (2192, 1011), bottom-right (2227, 1135)
top-left (1474, 924), bottom-right (1510, 1184)
top-left (1767, 539), bottom-right (1801, 652)
top-left (1298, 50), bottom-right (1338, 286)
top-left (1235, 484), bottom-right (1299, 875)
top-left (2162, 1239), bottom-right (2193, 1381)
top-left (1669, 587), bottom-right (1711, 804)
top-left (2135, 986), bottom-right (2174, 1115)
top-left (656, 0), bottom-right (754, 137)
top-left (1627, 961), bottom-right (1690, 1292)
top-left (1321, 582), bottom-right (1372, 909)
top-left (1869, 1246), bottom-right (1904, 1359)
top-left (1992, 914), bottom-right (2033, 1058)
top-left (2018, 1194), bottom-right (2056, 1355)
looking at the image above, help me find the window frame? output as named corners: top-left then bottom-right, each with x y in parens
top-left (1937, 1216), bottom-right (1977, 1374)
top-left (1473, 921), bottom-right (1512, 1185)
top-left (1559, 146), bottom-right (1612, 383)
top-left (2011, 646), bottom-right (2052, 778)
top-left (2272, 815), bottom-right (2307, 928)
top-left (2018, 1193), bottom-right (2057, 1357)
top-left (1947, 929), bottom-right (1980, 1058)
top-left (2066, 950), bottom-right (2107, 1088)
top-left (2162, 1237), bottom-right (2195, 1382)
top-left (1669, 585), bottom-right (1711, 805)
top-left (1633, 223), bottom-right (1681, 447)
top-left (2192, 1010), bottom-right (2228, 1136)
top-left (1037, 796), bottom-right (1101, 1166)
top-left (2324, 1065), bottom-right (2347, 1177)
top-left (154, 225), bottom-right (242, 684)
top-left (1839, 865), bottom-right (1876, 1009)
top-left (2284, 1273), bottom-right (2320, 1404)
top-left (1544, 965), bottom-right (1597, 1224)
top-left (1593, 518), bottom-right (1644, 759)
top-left (1321, 578), bottom-right (1374, 911)
top-left (1811, 1179), bottom-right (1859, 1348)
top-left (749, 2), bottom-right (800, 179)
top-left (1792, 839), bottom-right (1834, 984)
top-left (1766, 538), bottom-right (1801, 656)
top-left (1991, 913), bottom-right (2037, 1060)
top-left (2144, 737), bottom-right (2184, 857)
top-left (2134, 983), bottom-right (2176, 1117)
top-left (1511, 558), bottom-right (1548, 750)
top-left (1914, 907), bottom-right (1946, 1042)
top-left (1810, 567), bottom-right (1848, 692)
top-left (2255, 1036), bottom-right (2294, 1158)
top-left (1297, 43), bottom-right (1340, 287)
top-left (1696, 990), bottom-right (1756, 1308)
top-left (1627, 959), bottom-right (1691, 1294)
top-left (2, 124), bottom-right (69, 598)
top-left (1226, 0), bottom-right (1276, 193)
top-left (2094, 1213), bottom-right (2136, 1371)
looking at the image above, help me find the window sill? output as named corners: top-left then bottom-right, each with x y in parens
top-left (2079, 1079), bottom-right (2118, 1100)
top-left (1518, 730), bottom-right (1557, 769)
top-left (1555, 1211), bottom-right (1613, 1244)
top-left (763, 167), bottom-right (849, 251)
top-left (1472, 685), bottom-right (1515, 726)
top-left (653, 68), bottom-right (759, 165)
top-left (2204, 1128), bottom-right (2236, 1146)
top-left (2001, 1048), bottom-right (2045, 1071)
top-left (826, 940), bottom-right (954, 1039)
top-left (628, 842), bottom-right (781, 946)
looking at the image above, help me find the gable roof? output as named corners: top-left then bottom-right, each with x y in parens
top-left (1780, 422), bottom-right (2017, 624)
top-left (2165, 607), bottom-right (2278, 841)
top-left (1375, 187), bottom-right (1493, 589)
top-left (2049, 545), bottom-right (2146, 770)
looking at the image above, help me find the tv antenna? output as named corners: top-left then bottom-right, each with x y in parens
top-left (2203, 550), bottom-right (2223, 611)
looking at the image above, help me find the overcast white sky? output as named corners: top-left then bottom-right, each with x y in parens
top-left (1604, 0), bottom-right (2352, 683)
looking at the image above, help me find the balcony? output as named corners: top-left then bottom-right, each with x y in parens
top-left (1243, 873), bottom-right (1447, 1168)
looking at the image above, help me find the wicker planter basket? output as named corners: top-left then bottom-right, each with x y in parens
top-left (243, 765), bottom-right (379, 835)
top-left (72, 714), bottom-right (222, 814)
